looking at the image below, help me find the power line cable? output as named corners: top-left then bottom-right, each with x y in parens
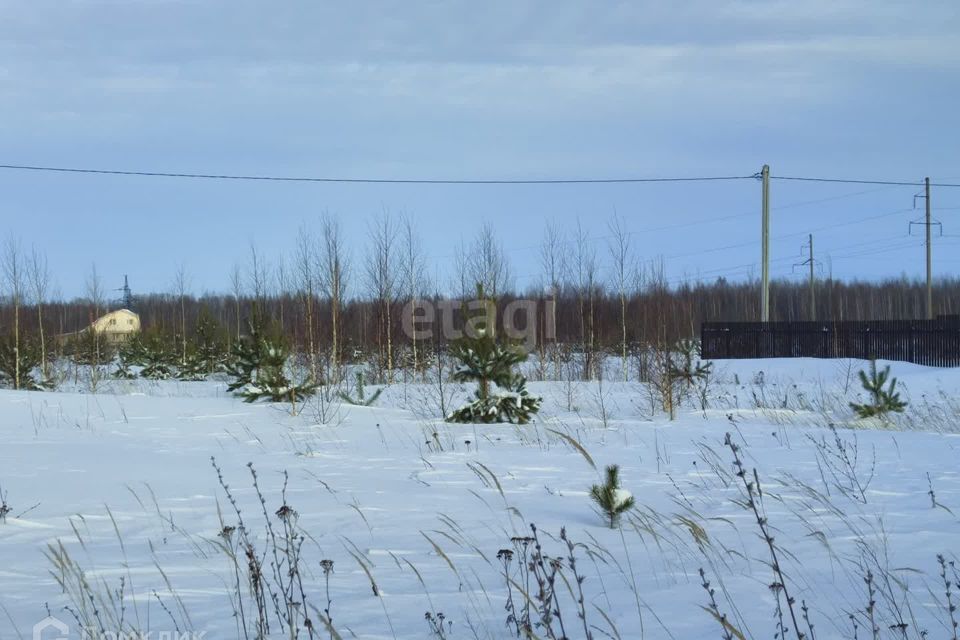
top-left (0, 163), bottom-right (755, 185)
top-left (481, 228), bottom-right (940, 287)
top-left (771, 175), bottom-right (960, 188)
top-left (2, 162), bottom-right (960, 187)
top-left (830, 240), bottom-right (922, 260)
top-left (660, 231), bottom-right (930, 285)
top-left (661, 207), bottom-right (914, 261)
top-left (442, 185), bottom-right (901, 265)
top-left (815, 234), bottom-right (905, 253)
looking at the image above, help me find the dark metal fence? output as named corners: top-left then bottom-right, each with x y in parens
top-left (701, 316), bottom-right (960, 367)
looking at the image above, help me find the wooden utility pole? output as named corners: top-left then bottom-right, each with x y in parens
top-left (761, 164), bottom-right (771, 322)
top-left (925, 176), bottom-right (932, 319)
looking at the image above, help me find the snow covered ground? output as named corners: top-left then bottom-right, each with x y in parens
top-left (2, 358), bottom-right (960, 639)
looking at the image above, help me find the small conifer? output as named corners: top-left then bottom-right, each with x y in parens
top-left (225, 319), bottom-right (315, 403)
top-left (590, 464), bottom-right (635, 528)
top-left (446, 285), bottom-right (541, 424)
top-left (850, 360), bottom-right (907, 419)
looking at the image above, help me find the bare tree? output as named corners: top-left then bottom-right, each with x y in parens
top-left (295, 225), bottom-right (319, 383)
top-left (28, 246), bottom-right (51, 381)
top-left (86, 263), bottom-right (105, 391)
top-left (173, 263), bottom-right (191, 366)
top-left (607, 213), bottom-right (634, 382)
top-left (229, 263), bottom-right (243, 341)
top-left (319, 214), bottom-right (350, 379)
top-left (275, 252), bottom-right (288, 330)
top-left (2, 236), bottom-right (25, 389)
top-left (572, 221), bottom-right (598, 380)
top-left (647, 256), bottom-right (670, 340)
top-left (365, 211), bottom-right (399, 382)
top-left (466, 222), bottom-right (511, 298)
top-left (247, 243), bottom-right (269, 317)
top-left (452, 238), bottom-right (470, 299)
top-left (539, 221), bottom-right (566, 380)
top-left (630, 259), bottom-right (651, 381)
top-left (400, 214), bottom-right (429, 377)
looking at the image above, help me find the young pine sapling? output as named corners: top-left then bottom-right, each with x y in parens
top-left (446, 285), bottom-right (542, 424)
top-left (338, 371), bottom-right (384, 407)
top-left (590, 464), bottom-right (635, 528)
top-left (849, 361), bottom-right (907, 419)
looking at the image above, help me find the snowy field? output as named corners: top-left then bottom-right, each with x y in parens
top-left (2, 358), bottom-right (960, 639)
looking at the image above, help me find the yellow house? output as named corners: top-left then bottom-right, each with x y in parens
top-left (91, 309), bottom-right (141, 343)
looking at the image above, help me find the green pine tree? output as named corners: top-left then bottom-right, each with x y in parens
top-left (176, 352), bottom-right (208, 381)
top-left (590, 464), bottom-right (636, 528)
top-left (850, 360), bottom-right (907, 419)
top-left (338, 370), bottom-right (384, 406)
top-left (446, 285), bottom-right (542, 424)
top-left (225, 319), bottom-right (315, 403)
top-left (118, 332), bottom-right (148, 367)
top-left (66, 328), bottom-right (114, 367)
top-left (114, 332), bottom-right (144, 378)
top-left (0, 334), bottom-right (43, 390)
top-left (175, 310), bottom-right (227, 381)
top-left (113, 360), bottom-right (136, 380)
top-left (194, 308), bottom-right (228, 374)
top-left (139, 330), bottom-right (177, 380)
top-left (669, 339), bottom-right (713, 387)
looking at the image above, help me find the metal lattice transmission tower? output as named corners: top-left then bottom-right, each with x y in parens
top-left (116, 275), bottom-right (135, 310)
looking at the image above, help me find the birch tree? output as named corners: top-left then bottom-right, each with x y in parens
top-left (247, 243), bottom-right (269, 321)
top-left (453, 239), bottom-right (470, 299)
top-left (173, 263), bottom-right (191, 366)
top-left (320, 214), bottom-right (349, 380)
top-left (572, 221), bottom-right (598, 380)
top-left (275, 252), bottom-right (288, 331)
top-left (29, 246), bottom-right (51, 382)
top-left (2, 237), bottom-right (24, 389)
top-left (539, 221), bottom-right (566, 380)
top-left (229, 263), bottom-right (243, 341)
top-left (365, 211), bottom-right (399, 383)
top-left (607, 214), bottom-right (633, 381)
top-left (295, 225), bottom-right (319, 383)
top-left (400, 215), bottom-right (428, 377)
top-left (86, 263), bottom-right (105, 391)
top-left (466, 222), bottom-right (511, 298)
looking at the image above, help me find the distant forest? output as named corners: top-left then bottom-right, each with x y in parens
top-left (4, 273), bottom-right (958, 353)
top-left (2, 217), bottom-right (958, 376)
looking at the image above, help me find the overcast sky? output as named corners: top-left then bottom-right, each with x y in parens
top-left (2, 1), bottom-right (959, 299)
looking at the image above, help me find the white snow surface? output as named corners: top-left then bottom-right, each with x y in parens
top-left (612, 488), bottom-right (633, 509)
top-left (0, 358), bottom-right (959, 639)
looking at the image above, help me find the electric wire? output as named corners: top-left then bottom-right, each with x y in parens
top-left (0, 163), bottom-right (755, 185)
top-left (2, 162), bottom-right (960, 187)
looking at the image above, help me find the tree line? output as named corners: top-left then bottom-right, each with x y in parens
top-left (2, 215), bottom-right (958, 387)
